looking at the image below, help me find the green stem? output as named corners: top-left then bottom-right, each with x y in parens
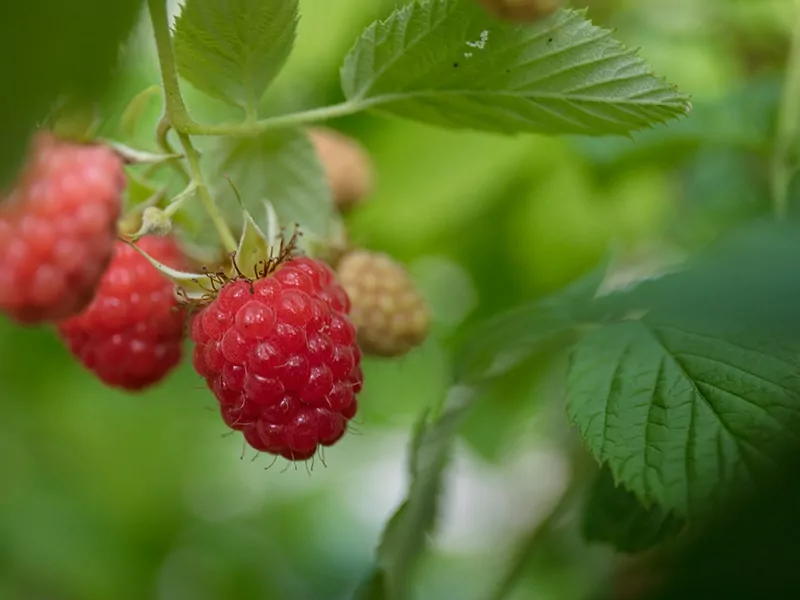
top-left (148, 0), bottom-right (235, 253)
top-left (771, 1), bottom-right (800, 219)
top-left (180, 100), bottom-right (366, 136)
top-left (177, 132), bottom-right (238, 253)
top-left (147, 0), bottom-right (196, 131)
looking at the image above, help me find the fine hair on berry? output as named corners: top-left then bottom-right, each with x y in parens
top-left (191, 256), bottom-right (363, 462)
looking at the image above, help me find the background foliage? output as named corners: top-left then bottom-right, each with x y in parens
top-left (1, 0), bottom-right (797, 599)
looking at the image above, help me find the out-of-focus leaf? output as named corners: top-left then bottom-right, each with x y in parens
top-left (0, 0), bottom-right (144, 188)
top-left (341, 2), bottom-right (690, 135)
top-left (572, 76), bottom-right (780, 169)
top-left (582, 465), bottom-right (685, 553)
top-left (600, 220), bottom-right (800, 339)
top-left (356, 386), bottom-right (477, 600)
top-left (455, 258), bottom-right (608, 384)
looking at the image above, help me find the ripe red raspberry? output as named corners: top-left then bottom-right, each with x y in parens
top-left (0, 132), bottom-right (124, 324)
top-left (190, 256), bottom-right (363, 461)
top-left (57, 236), bottom-right (187, 391)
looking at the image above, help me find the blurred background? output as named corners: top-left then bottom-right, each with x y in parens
top-left (0, 0), bottom-right (794, 598)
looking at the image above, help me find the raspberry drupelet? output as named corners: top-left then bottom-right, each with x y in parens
top-left (191, 256), bottom-right (363, 461)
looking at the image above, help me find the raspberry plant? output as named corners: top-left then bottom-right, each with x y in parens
top-left (11, 0), bottom-right (800, 598)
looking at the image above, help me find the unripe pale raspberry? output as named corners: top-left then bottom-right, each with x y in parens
top-left (0, 132), bottom-right (124, 324)
top-left (336, 249), bottom-right (430, 358)
top-left (190, 256), bottom-right (362, 461)
top-left (308, 127), bottom-right (374, 213)
top-left (57, 236), bottom-right (187, 391)
top-left (477, 0), bottom-right (561, 21)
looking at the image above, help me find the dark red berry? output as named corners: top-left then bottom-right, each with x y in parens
top-left (57, 235), bottom-right (186, 391)
top-left (191, 256), bottom-right (362, 461)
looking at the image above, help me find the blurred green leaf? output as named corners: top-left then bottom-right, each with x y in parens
top-left (341, 2), bottom-right (690, 135)
top-left (119, 84), bottom-right (162, 139)
top-left (123, 169), bottom-right (161, 210)
top-left (454, 259), bottom-right (607, 384)
top-left (600, 221), bottom-right (800, 338)
top-left (356, 386), bottom-right (477, 600)
top-left (567, 315), bottom-right (800, 516)
top-left (573, 76), bottom-right (780, 169)
top-left (582, 465), bottom-right (684, 553)
top-left (190, 128), bottom-right (335, 250)
top-left (0, 0), bottom-right (143, 187)
top-left (174, 0), bottom-right (298, 112)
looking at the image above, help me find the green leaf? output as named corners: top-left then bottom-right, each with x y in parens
top-left (341, 1), bottom-right (690, 136)
top-left (582, 465), bottom-right (684, 553)
top-left (0, 0), bottom-right (143, 188)
top-left (356, 386), bottom-right (477, 600)
top-left (455, 258), bottom-right (607, 384)
top-left (567, 316), bottom-right (800, 516)
top-left (174, 0), bottom-right (298, 111)
top-left (188, 128), bottom-right (336, 253)
top-left (573, 75), bottom-right (779, 169)
top-left (597, 220), bottom-right (800, 339)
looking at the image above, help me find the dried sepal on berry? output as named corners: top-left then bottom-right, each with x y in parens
top-left (308, 127), bottom-right (374, 213)
top-left (336, 249), bottom-right (430, 358)
top-left (477, 0), bottom-right (562, 22)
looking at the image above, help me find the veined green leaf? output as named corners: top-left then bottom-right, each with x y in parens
top-left (567, 316), bottom-right (800, 516)
top-left (341, 0), bottom-right (690, 136)
top-left (194, 128), bottom-right (335, 249)
top-left (174, 0), bottom-right (298, 111)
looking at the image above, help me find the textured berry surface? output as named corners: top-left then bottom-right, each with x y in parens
top-left (58, 236), bottom-right (187, 391)
top-left (0, 132), bottom-right (124, 324)
top-left (191, 256), bottom-right (363, 461)
top-left (337, 249), bottom-right (430, 357)
top-left (308, 127), bottom-right (373, 212)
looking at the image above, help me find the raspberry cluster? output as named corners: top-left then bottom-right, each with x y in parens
top-left (0, 132), bottom-right (124, 324)
top-left (0, 130), bottom-right (368, 461)
top-left (57, 236), bottom-right (187, 391)
top-left (191, 256), bottom-right (362, 461)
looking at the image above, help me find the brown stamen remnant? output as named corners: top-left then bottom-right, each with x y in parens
top-left (176, 225), bottom-right (305, 311)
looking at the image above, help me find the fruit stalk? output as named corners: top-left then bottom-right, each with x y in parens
top-left (147, 0), bottom-right (196, 133)
top-left (147, 0), bottom-right (238, 254)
